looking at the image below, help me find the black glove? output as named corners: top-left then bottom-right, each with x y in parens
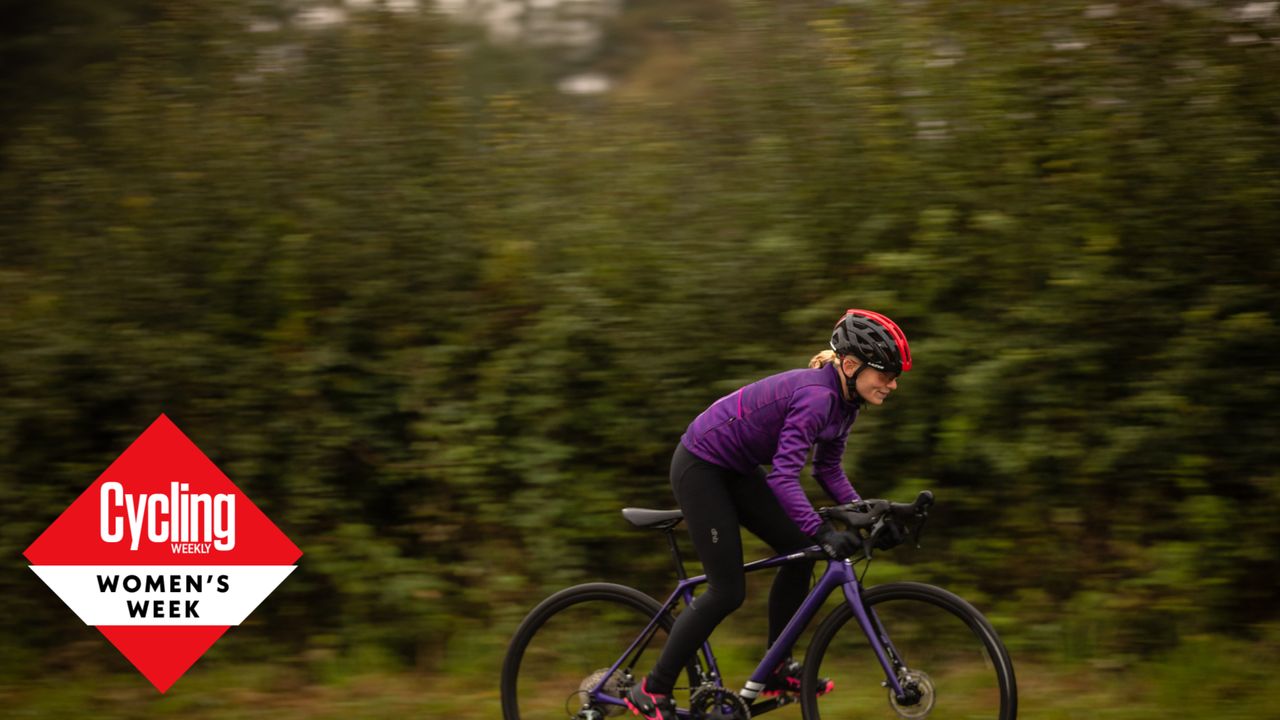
top-left (812, 526), bottom-right (860, 560)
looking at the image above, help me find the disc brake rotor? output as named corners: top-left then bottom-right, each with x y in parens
top-left (888, 669), bottom-right (936, 719)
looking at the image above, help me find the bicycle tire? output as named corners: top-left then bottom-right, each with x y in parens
top-left (800, 581), bottom-right (1017, 720)
top-left (501, 582), bottom-right (700, 720)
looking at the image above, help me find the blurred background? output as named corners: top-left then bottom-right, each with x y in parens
top-left (2, 0), bottom-right (1278, 717)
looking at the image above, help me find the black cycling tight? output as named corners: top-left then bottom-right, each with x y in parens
top-left (647, 442), bottom-right (816, 695)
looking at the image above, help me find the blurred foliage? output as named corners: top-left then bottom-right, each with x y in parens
top-left (1, 0), bottom-right (1278, 696)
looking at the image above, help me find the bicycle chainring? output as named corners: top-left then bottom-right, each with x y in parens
top-left (888, 669), bottom-right (936, 719)
top-left (689, 685), bottom-right (751, 720)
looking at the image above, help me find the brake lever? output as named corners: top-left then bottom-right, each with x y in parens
top-left (912, 508), bottom-right (929, 549)
top-left (863, 518), bottom-right (886, 561)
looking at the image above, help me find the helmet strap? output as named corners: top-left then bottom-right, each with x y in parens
top-left (842, 360), bottom-right (870, 407)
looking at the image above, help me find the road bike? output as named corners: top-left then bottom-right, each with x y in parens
top-left (501, 491), bottom-right (1017, 719)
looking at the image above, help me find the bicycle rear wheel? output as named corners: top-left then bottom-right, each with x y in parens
top-left (801, 581), bottom-right (1016, 720)
top-left (501, 582), bottom-right (699, 720)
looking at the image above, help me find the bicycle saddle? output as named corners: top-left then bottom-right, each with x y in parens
top-left (621, 507), bottom-right (684, 531)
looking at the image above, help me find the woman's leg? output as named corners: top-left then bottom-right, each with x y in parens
top-left (645, 443), bottom-right (748, 695)
top-left (729, 467), bottom-right (816, 648)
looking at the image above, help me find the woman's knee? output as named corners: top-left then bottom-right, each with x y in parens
top-left (702, 578), bottom-right (747, 615)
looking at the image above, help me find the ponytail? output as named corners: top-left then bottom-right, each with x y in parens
top-left (809, 350), bottom-right (838, 369)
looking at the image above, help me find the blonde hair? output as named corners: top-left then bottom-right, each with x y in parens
top-left (809, 350), bottom-right (839, 368)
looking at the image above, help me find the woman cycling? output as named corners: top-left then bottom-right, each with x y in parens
top-left (625, 309), bottom-right (913, 720)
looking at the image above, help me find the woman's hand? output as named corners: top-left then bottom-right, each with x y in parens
top-left (812, 526), bottom-right (860, 560)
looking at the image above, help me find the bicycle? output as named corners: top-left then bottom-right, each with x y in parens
top-left (501, 491), bottom-right (1017, 720)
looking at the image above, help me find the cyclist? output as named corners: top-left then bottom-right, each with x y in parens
top-left (626, 309), bottom-right (912, 720)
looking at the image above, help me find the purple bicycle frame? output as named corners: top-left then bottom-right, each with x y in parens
top-left (590, 547), bottom-right (906, 715)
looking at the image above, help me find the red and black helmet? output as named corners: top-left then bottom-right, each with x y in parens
top-left (830, 309), bottom-right (913, 375)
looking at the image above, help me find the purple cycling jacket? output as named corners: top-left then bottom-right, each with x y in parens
top-left (680, 362), bottom-right (861, 536)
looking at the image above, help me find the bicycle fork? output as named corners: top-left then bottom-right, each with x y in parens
top-left (841, 573), bottom-right (910, 700)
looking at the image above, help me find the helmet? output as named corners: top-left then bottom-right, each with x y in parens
top-left (830, 309), bottom-right (913, 375)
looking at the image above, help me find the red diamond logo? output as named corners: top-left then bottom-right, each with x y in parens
top-left (24, 415), bottom-right (301, 692)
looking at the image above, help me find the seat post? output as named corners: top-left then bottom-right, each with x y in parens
top-left (664, 529), bottom-right (688, 581)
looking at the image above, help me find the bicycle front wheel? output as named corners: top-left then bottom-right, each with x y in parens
top-left (801, 581), bottom-right (1016, 720)
top-left (501, 582), bottom-right (698, 720)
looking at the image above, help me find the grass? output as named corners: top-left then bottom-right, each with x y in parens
top-left (3, 632), bottom-right (1276, 719)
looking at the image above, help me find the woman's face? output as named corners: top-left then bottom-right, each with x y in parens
top-left (842, 357), bottom-right (899, 405)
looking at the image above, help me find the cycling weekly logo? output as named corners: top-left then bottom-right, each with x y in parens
top-left (24, 414), bottom-right (302, 692)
